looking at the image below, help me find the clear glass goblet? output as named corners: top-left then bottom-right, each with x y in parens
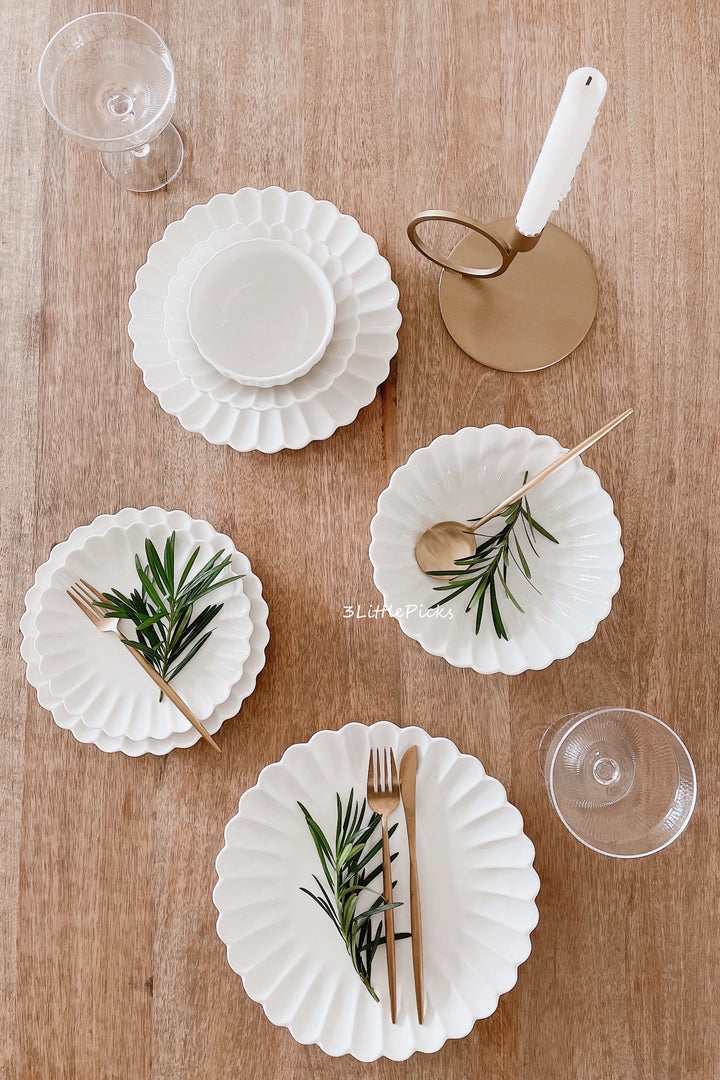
top-left (38, 12), bottom-right (183, 192)
top-left (540, 708), bottom-right (696, 857)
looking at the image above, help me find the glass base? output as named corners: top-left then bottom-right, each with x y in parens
top-left (540, 708), bottom-right (697, 858)
top-left (100, 122), bottom-right (183, 192)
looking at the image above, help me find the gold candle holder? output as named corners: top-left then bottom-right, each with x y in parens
top-left (407, 211), bottom-right (598, 373)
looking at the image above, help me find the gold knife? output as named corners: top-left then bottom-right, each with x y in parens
top-left (399, 746), bottom-right (424, 1023)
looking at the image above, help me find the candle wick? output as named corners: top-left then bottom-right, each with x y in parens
top-left (585, 76), bottom-right (592, 85)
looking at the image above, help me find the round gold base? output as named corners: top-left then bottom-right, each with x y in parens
top-left (438, 217), bottom-right (598, 372)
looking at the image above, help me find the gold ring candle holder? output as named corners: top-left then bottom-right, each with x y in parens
top-left (407, 211), bottom-right (598, 373)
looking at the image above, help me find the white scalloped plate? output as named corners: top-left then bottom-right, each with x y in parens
top-left (33, 515), bottom-right (251, 739)
top-left (129, 187), bottom-right (401, 453)
top-left (21, 508), bottom-right (269, 754)
top-left (165, 224), bottom-right (359, 408)
top-left (369, 426), bottom-right (623, 675)
top-left (213, 720), bottom-right (539, 1061)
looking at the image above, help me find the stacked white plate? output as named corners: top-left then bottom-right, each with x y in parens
top-left (128, 187), bottom-right (402, 453)
top-left (20, 507), bottom-right (269, 755)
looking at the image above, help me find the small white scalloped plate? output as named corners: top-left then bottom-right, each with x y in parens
top-left (213, 721), bottom-right (539, 1061)
top-left (33, 515), bottom-right (251, 739)
top-left (369, 426), bottom-right (623, 675)
top-left (129, 187), bottom-right (402, 453)
top-left (21, 508), bottom-right (269, 754)
top-left (164, 223), bottom-right (358, 409)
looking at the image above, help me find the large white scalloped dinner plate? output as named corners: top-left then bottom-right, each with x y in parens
top-left (20, 508), bottom-right (269, 755)
top-left (129, 187), bottom-right (401, 453)
top-left (213, 721), bottom-right (539, 1061)
top-left (369, 426), bottom-right (623, 675)
top-left (164, 223), bottom-right (358, 409)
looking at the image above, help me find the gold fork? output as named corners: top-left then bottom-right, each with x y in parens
top-left (67, 579), bottom-right (221, 753)
top-left (367, 746), bottom-right (400, 1023)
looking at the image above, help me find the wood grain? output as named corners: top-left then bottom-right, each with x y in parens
top-left (2, 0), bottom-right (720, 1076)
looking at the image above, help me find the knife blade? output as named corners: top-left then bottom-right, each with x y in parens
top-left (399, 745), bottom-right (424, 1023)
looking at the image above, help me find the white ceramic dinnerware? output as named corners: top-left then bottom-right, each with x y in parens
top-left (129, 187), bottom-right (402, 453)
top-left (165, 222), bottom-right (358, 409)
top-left (213, 720), bottom-right (540, 1061)
top-left (187, 238), bottom-right (336, 387)
top-left (21, 508), bottom-right (269, 755)
top-left (369, 426), bottom-right (623, 675)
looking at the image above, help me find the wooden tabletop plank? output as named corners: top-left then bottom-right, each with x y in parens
top-left (2, 0), bottom-right (719, 1076)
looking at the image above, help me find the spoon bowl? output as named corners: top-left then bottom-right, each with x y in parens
top-left (414, 521), bottom-right (476, 578)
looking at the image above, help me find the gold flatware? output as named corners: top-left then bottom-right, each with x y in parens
top-left (415, 408), bottom-right (633, 577)
top-left (399, 746), bottom-right (424, 1023)
top-left (367, 746), bottom-right (400, 1023)
top-left (66, 578), bottom-right (221, 753)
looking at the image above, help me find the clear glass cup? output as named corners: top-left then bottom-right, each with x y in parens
top-left (540, 708), bottom-right (697, 858)
top-left (38, 12), bottom-right (183, 192)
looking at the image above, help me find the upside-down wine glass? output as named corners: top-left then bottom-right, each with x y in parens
top-left (540, 708), bottom-right (697, 858)
top-left (38, 12), bottom-right (183, 192)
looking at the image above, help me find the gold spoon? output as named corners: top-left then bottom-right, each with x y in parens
top-left (415, 409), bottom-right (633, 578)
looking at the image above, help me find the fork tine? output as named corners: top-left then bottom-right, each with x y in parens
top-left (78, 579), bottom-right (106, 608)
top-left (390, 748), bottom-right (398, 791)
top-left (67, 587), bottom-right (102, 625)
top-left (80, 579), bottom-right (105, 602)
top-left (74, 580), bottom-right (97, 606)
top-left (367, 746), bottom-right (402, 803)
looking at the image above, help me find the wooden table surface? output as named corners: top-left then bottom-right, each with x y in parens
top-left (3, 0), bottom-right (719, 1077)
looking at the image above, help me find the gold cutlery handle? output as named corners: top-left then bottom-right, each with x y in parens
top-left (381, 816), bottom-right (397, 1023)
top-left (473, 408), bottom-right (633, 529)
top-left (120, 638), bottom-right (221, 753)
top-left (407, 841), bottom-right (424, 1024)
top-left (399, 745), bottom-right (424, 1023)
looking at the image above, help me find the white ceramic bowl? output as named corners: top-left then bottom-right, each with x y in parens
top-left (165, 224), bottom-right (358, 410)
top-left (369, 426), bottom-right (624, 675)
top-left (187, 238), bottom-right (336, 387)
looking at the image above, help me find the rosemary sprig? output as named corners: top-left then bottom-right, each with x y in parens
top-left (298, 791), bottom-right (408, 1000)
top-left (92, 532), bottom-right (243, 693)
top-left (428, 475), bottom-right (559, 639)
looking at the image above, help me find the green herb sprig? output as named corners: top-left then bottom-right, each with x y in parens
top-left (299, 792), bottom-right (408, 1000)
top-left (93, 532), bottom-right (243, 692)
top-left (428, 476), bottom-right (559, 639)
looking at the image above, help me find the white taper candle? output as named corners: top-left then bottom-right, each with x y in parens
top-left (515, 67), bottom-right (607, 238)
